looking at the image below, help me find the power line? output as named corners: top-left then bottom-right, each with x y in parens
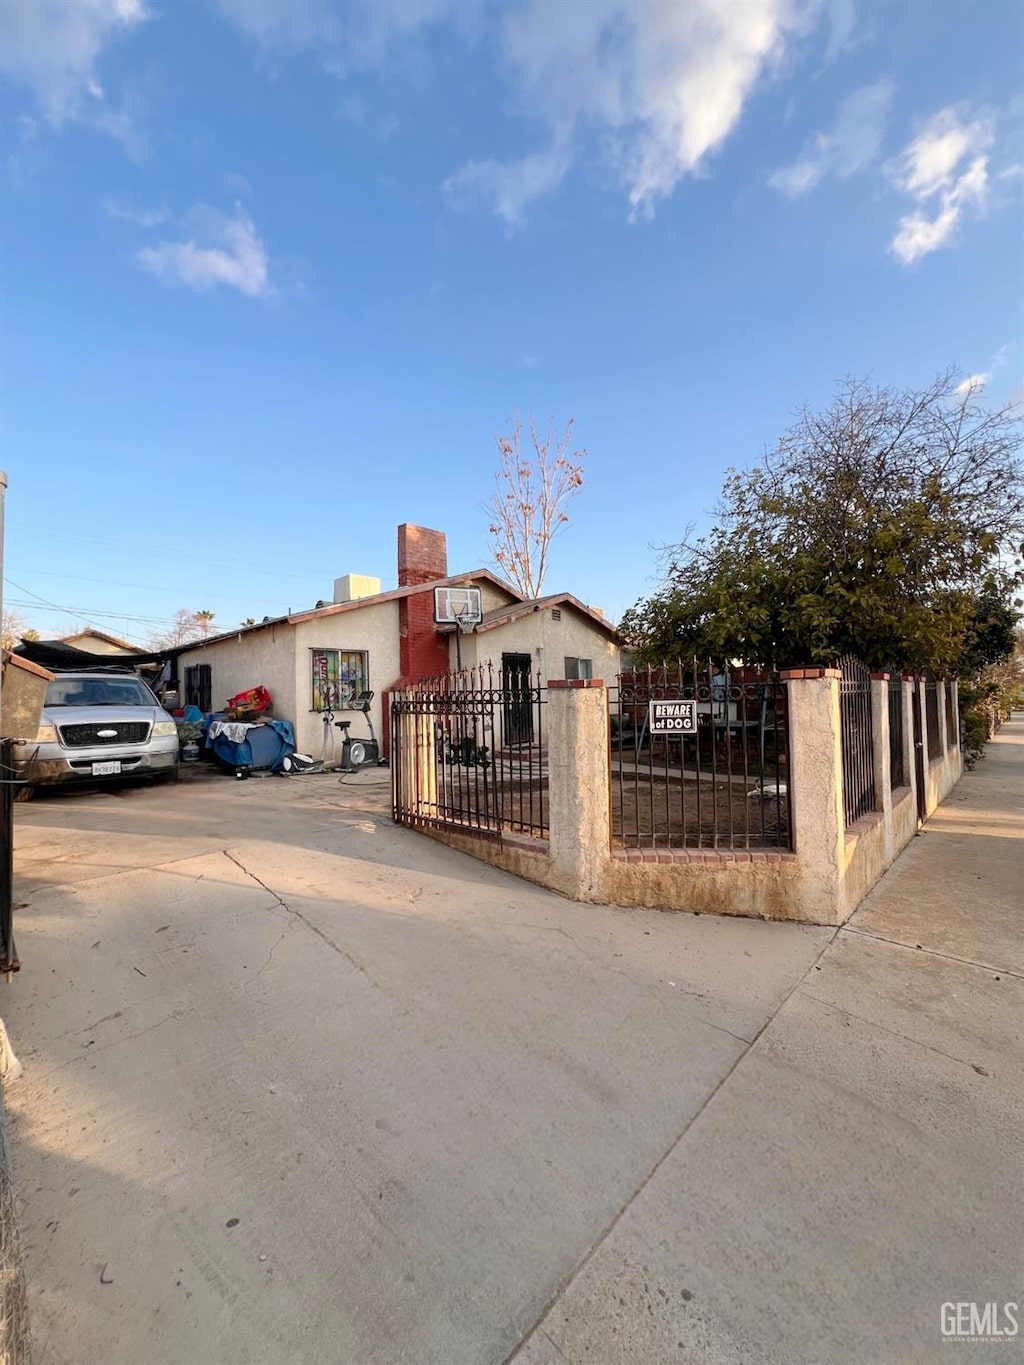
top-left (6, 564), bottom-right (294, 609)
top-left (3, 598), bottom-right (176, 628)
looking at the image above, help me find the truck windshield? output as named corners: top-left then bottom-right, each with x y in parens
top-left (45, 677), bottom-right (156, 707)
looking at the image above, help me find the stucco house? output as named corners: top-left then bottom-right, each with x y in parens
top-left (172, 524), bottom-right (621, 759)
top-left (59, 628), bottom-right (142, 656)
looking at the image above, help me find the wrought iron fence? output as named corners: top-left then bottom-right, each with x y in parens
top-left (391, 666), bottom-right (547, 839)
top-left (888, 671), bottom-right (905, 788)
top-left (924, 672), bottom-right (941, 759)
top-left (611, 662), bottom-right (791, 851)
top-left (839, 657), bottom-right (876, 826)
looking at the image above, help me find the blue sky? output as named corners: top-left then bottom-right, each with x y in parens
top-left (1, 0), bottom-right (1021, 645)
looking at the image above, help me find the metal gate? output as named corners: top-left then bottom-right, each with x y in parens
top-left (391, 667), bottom-right (547, 838)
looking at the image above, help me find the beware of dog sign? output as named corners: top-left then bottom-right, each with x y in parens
top-left (648, 699), bottom-right (697, 735)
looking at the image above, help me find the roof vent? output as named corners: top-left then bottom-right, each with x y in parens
top-left (551, 608), bottom-right (562, 621)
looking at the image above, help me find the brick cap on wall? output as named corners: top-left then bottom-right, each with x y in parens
top-left (547, 678), bottom-right (606, 689)
top-left (779, 667), bottom-right (841, 680)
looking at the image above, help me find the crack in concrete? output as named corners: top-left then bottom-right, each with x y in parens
top-left (31, 1010), bottom-right (186, 1080)
top-left (242, 924), bottom-right (293, 995)
top-left (223, 850), bottom-right (292, 913)
top-left (800, 991), bottom-right (992, 1073)
top-left (223, 850), bottom-right (376, 987)
top-left (840, 925), bottom-right (1023, 981)
top-left (539, 1327), bottom-right (572, 1361)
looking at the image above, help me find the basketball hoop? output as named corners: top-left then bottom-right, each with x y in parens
top-left (450, 600), bottom-right (480, 671)
top-left (434, 587), bottom-right (482, 672)
top-left (451, 602), bottom-right (481, 633)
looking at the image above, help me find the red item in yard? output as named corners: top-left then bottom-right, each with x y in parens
top-left (226, 686), bottom-right (272, 713)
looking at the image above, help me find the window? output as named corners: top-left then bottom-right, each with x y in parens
top-left (45, 676), bottom-right (156, 707)
top-left (184, 664), bottom-right (212, 712)
top-left (310, 649), bottom-right (368, 711)
top-left (564, 657), bottom-right (593, 681)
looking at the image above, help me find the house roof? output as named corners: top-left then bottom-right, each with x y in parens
top-left (60, 627), bottom-right (143, 652)
top-left (171, 569), bottom-right (524, 654)
top-left (475, 593), bottom-right (623, 642)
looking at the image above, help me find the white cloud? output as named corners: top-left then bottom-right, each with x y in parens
top-left (218, 0), bottom-right (828, 222)
top-left (769, 78), bottom-right (892, 196)
top-left (137, 205), bottom-right (271, 298)
top-left (215, 0), bottom-right (338, 47)
top-left (955, 373), bottom-right (990, 394)
top-left (493, 0), bottom-right (810, 220)
top-left (105, 199), bottom-right (167, 227)
top-left (216, 0), bottom-right (480, 65)
top-left (0, 0), bottom-right (148, 138)
top-left (443, 133), bottom-right (573, 228)
top-left (823, 0), bottom-right (857, 63)
top-left (888, 107), bottom-right (993, 264)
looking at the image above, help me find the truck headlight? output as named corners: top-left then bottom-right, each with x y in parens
top-left (151, 721), bottom-right (178, 738)
top-left (35, 725), bottom-right (58, 743)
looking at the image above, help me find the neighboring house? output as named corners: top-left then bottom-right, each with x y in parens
top-left (59, 628), bottom-right (142, 656)
top-left (172, 524), bottom-right (622, 759)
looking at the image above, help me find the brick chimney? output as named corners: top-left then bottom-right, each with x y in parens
top-left (397, 524), bottom-right (447, 587)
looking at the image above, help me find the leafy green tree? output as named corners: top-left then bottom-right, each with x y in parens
top-left (622, 373), bottom-right (1023, 673)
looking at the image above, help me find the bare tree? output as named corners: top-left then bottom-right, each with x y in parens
top-left (1, 610), bottom-right (31, 651)
top-left (151, 608), bottom-right (219, 649)
top-left (486, 415), bottom-right (587, 599)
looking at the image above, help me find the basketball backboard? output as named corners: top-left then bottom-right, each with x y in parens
top-left (434, 586), bottom-right (482, 628)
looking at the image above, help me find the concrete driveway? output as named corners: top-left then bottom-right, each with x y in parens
top-left (5, 730), bottom-right (1022, 1365)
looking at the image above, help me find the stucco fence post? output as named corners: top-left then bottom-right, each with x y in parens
top-left (780, 669), bottom-right (846, 923)
top-left (870, 672), bottom-right (894, 858)
top-left (545, 679), bottom-right (610, 899)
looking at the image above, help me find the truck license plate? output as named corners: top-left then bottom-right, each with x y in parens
top-left (92, 761), bottom-right (122, 777)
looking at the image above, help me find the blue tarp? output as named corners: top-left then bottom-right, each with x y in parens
top-left (205, 717), bottom-right (297, 772)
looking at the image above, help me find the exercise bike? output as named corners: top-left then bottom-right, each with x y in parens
top-left (335, 691), bottom-right (386, 772)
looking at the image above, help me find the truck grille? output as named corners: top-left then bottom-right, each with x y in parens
top-left (59, 722), bottom-right (152, 748)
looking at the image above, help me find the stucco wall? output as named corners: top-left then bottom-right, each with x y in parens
top-left (600, 852), bottom-right (811, 919)
top-left (62, 634), bottom-right (136, 656)
top-left (291, 601), bottom-right (401, 758)
top-left (922, 743), bottom-right (962, 817)
top-left (452, 606), bottom-right (620, 682)
top-left (176, 600), bottom-right (402, 759)
top-left (177, 624), bottom-right (298, 730)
